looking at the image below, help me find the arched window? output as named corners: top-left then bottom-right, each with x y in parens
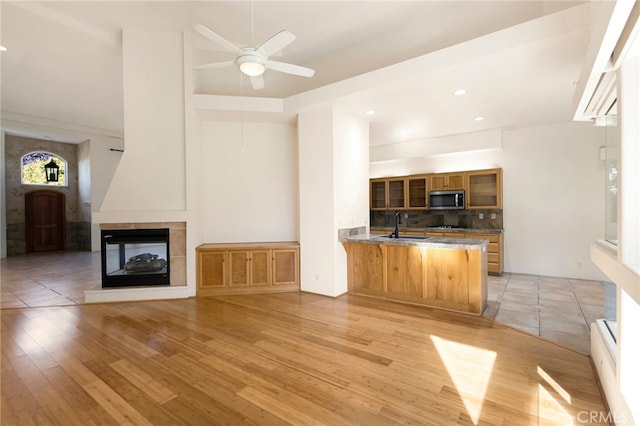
top-left (21, 151), bottom-right (67, 186)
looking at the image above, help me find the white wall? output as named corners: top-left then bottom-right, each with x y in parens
top-left (298, 105), bottom-right (369, 296)
top-left (89, 135), bottom-right (124, 250)
top-left (370, 121), bottom-right (607, 280)
top-left (100, 29), bottom-right (185, 213)
top-left (198, 119), bottom-right (298, 243)
top-left (503, 122), bottom-right (606, 279)
top-left (299, 106), bottom-right (336, 295)
top-left (332, 107), bottom-right (370, 295)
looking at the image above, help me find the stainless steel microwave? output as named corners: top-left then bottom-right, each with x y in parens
top-left (429, 190), bottom-right (465, 210)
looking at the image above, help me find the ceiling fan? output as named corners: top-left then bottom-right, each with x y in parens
top-left (192, 19), bottom-right (315, 90)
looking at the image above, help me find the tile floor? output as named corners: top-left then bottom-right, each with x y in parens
top-left (0, 251), bottom-right (605, 354)
top-left (0, 251), bottom-right (101, 308)
top-left (483, 273), bottom-right (606, 354)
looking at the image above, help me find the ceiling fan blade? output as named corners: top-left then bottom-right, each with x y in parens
top-left (250, 75), bottom-right (264, 90)
top-left (258, 30), bottom-right (296, 56)
top-left (267, 60), bottom-right (315, 78)
top-left (193, 24), bottom-right (243, 55)
top-left (193, 61), bottom-right (235, 70)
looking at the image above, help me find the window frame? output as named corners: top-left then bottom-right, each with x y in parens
top-left (20, 151), bottom-right (69, 187)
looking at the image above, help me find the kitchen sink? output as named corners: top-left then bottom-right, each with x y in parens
top-left (374, 235), bottom-right (431, 241)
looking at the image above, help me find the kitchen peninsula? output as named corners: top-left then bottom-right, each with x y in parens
top-left (341, 234), bottom-right (488, 315)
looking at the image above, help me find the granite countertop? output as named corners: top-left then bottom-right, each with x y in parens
top-left (371, 226), bottom-right (503, 234)
top-left (340, 234), bottom-right (488, 250)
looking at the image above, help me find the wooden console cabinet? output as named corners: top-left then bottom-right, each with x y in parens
top-left (197, 242), bottom-right (299, 296)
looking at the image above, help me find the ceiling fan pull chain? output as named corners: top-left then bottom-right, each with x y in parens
top-left (250, 0), bottom-right (254, 47)
top-left (240, 72), bottom-right (245, 152)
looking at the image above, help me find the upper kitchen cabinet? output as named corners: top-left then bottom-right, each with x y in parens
top-left (407, 175), bottom-right (429, 209)
top-left (466, 168), bottom-right (502, 209)
top-left (429, 172), bottom-right (466, 191)
top-left (370, 178), bottom-right (406, 210)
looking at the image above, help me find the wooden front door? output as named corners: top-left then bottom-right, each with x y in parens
top-left (25, 190), bottom-right (66, 252)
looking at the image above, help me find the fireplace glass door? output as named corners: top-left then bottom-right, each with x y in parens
top-left (101, 228), bottom-right (170, 287)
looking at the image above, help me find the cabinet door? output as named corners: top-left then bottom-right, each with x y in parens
top-left (370, 179), bottom-right (387, 210)
top-left (426, 248), bottom-right (470, 305)
top-left (447, 173), bottom-right (466, 190)
top-left (387, 178), bottom-right (406, 209)
top-left (348, 243), bottom-right (384, 296)
top-left (431, 173), bottom-right (466, 191)
top-left (386, 245), bottom-right (424, 300)
top-left (229, 251), bottom-right (250, 287)
top-left (272, 248), bottom-right (299, 286)
top-left (198, 251), bottom-right (226, 289)
top-left (430, 175), bottom-right (447, 191)
top-left (250, 250), bottom-right (270, 287)
top-left (468, 232), bottom-right (502, 275)
top-left (407, 175), bottom-right (428, 209)
top-left (467, 169), bottom-right (502, 209)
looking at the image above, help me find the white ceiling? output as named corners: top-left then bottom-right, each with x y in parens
top-left (1, 1), bottom-right (592, 145)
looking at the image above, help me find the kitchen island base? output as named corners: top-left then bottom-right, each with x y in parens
top-left (342, 238), bottom-right (487, 315)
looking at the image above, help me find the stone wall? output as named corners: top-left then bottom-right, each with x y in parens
top-left (4, 135), bottom-right (91, 255)
top-left (371, 209), bottom-right (503, 230)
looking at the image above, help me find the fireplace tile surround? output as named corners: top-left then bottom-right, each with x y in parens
top-left (99, 222), bottom-right (186, 287)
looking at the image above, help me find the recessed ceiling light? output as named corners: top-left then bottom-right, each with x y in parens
top-left (454, 89), bottom-right (466, 96)
top-left (474, 116), bottom-right (484, 121)
top-left (365, 110), bottom-right (376, 116)
top-left (0, 46), bottom-right (7, 52)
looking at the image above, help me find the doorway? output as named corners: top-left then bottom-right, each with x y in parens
top-left (25, 190), bottom-right (66, 252)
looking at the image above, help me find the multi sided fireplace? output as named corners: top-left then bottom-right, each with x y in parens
top-left (101, 228), bottom-right (170, 288)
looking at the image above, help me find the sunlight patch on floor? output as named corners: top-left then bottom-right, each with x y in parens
top-left (431, 335), bottom-right (496, 425)
top-left (537, 383), bottom-right (574, 424)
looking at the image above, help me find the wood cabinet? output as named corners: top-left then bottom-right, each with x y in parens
top-left (198, 251), bottom-right (226, 290)
top-left (370, 168), bottom-right (502, 211)
top-left (385, 245), bottom-right (424, 301)
top-left (272, 248), bottom-right (299, 286)
top-left (382, 230), bottom-right (504, 275)
top-left (406, 175), bottom-right (429, 209)
top-left (370, 178), bottom-right (406, 210)
top-left (228, 250), bottom-right (270, 287)
top-left (197, 242), bottom-right (299, 296)
top-left (343, 240), bottom-right (487, 315)
top-left (349, 243), bottom-right (385, 297)
top-left (429, 172), bottom-right (465, 191)
top-left (467, 169), bottom-right (502, 209)
top-left (471, 233), bottom-right (503, 275)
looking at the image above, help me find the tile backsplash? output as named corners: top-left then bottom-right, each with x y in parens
top-left (371, 209), bottom-right (503, 230)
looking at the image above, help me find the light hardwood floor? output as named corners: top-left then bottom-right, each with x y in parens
top-left (1, 251), bottom-right (605, 355)
top-left (1, 290), bottom-right (609, 425)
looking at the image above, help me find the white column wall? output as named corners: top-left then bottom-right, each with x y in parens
top-left (100, 29), bottom-right (185, 213)
top-left (332, 107), bottom-right (370, 295)
top-left (298, 105), bottom-right (369, 297)
top-left (298, 106), bottom-right (336, 296)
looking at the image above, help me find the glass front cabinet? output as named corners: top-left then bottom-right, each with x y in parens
top-left (407, 175), bottom-right (429, 209)
top-left (370, 178), bottom-right (406, 210)
top-left (466, 168), bottom-right (502, 209)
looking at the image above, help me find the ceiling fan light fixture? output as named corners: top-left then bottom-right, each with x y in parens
top-left (239, 61), bottom-right (265, 76)
top-left (236, 52), bottom-right (266, 76)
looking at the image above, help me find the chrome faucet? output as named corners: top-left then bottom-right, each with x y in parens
top-left (392, 211), bottom-right (402, 238)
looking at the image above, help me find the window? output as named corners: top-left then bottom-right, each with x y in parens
top-left (604, 112), bottom-right (618, 246)
top-left (21, 151), bottom-right (67, 186)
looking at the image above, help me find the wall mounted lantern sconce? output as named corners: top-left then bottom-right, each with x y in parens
top-left (44, 159), bottom-right (59, 182)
